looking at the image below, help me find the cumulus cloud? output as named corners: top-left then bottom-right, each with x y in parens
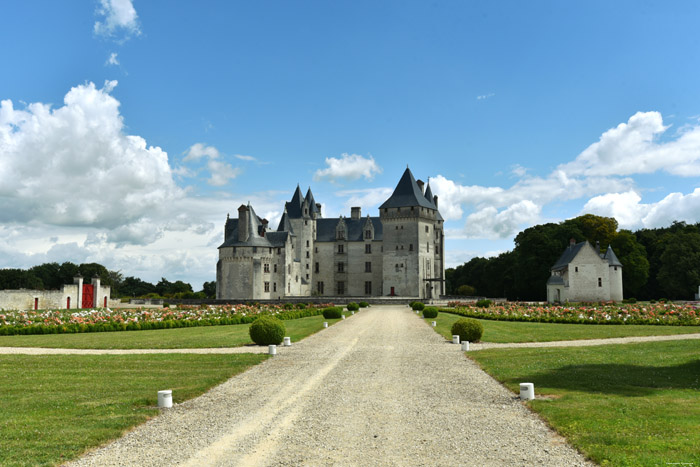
top-left (313, 153), bottom-right (382, 182)
top-left (235, 154), bottom-right (256, 161)
top-left (94, 0), bottom-right (140, 39)
top-left (476, 93), bottom-right (495, 100)
top-left (0, 80), bottom-right (182, 230)
top-left (182, 143), bottom-right (241, 186)
top-left (560, 111), bottom-right (700, 177)
top-left (583, 189), bottom-right (700, 230)
top-left (463, 201), bottom-right (541, 239)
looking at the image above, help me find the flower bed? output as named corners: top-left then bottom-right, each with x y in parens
top-left (441, 302), bottom-right (700, 326)
top-left (0, 303), bottom-right (335, 336)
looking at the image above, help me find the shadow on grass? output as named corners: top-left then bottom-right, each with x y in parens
top-left (517, 359), bottom-right (700, 397)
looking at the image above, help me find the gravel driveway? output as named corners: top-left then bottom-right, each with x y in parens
top-left (68, 305), bottom-right (593, 466)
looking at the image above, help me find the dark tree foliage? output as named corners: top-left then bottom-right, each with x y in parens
top-left (657, 230), bottom-right (700, 299)
top-left (201, 281), bottom-right (216, 298)
top-left (120, 276), bottom-right (157, 297)
top-left (0, 269), bottom-right (43, 290)
top-left (610, 230), bottom-right (649, 298)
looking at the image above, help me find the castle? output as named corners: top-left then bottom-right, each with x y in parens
top-left (546, 239), bottom-right (623, 303)
top-left (216, 168), bottom-right (445, 300)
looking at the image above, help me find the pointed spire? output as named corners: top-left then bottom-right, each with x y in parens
top-left (604, 245), bottom-right (623, 267)
top-left (379, 167), bottom-right (436, 209)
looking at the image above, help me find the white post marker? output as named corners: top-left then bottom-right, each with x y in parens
top-left (461, 341), bottom-right (470, 351)
top-left (283, 336), bottom-right (291, 346)
top-left (323, 321), bottom-right (328, 328)
top-left (269, 344), bottom-right (277, 356)
top-left (431, 321), bottom-right (436, 327)
top-left (351, 311), bottom-right (354, 315)
top-left (157, 390), bottom-right (172, 408)
top-left (520, 383), bottom-right (535, 400)
top-left (342, 315), bottom-right (345, 320)
top-left (452, 335), bottom-right (460, 344)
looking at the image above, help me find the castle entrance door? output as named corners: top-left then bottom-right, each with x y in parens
top-left (82, 284), bottom-right (94, 308)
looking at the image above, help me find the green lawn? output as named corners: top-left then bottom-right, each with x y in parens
top-left (468, 340), bottom-right (700, 466)
top-left (0, 353), bottom-right (268, 467)
top-left (424, 312), bottom-right (700, 343)
top-left (0, 315), bottom-right (343, 349)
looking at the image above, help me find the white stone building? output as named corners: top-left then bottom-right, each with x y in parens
top-left (547, 240), bottom-right (623, 303)
top-left (216, 168), bottom-right (445, 300)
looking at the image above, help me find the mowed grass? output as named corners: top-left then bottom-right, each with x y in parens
top-left (469, 340), bottom-right (700, 466)
top-left (0, 353), bottom-right (268, 467)
top-left (0, 315), bottom-right (343, 349)
top-left (424, 311), bottom-right (700, 343)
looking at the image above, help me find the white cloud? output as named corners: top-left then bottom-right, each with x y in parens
top-left (560, 111), bottom-right (700, 177)
top-left (182, 143), bottom-right (240, 186)
top-left (336, 187), bottom-right (394, 214)
top-left (583, 188), bottom-right (700, 230)
top-left (235, 154), bottom-right (256, 161)
top-left (0, 80), bottom-right (182, 230)
top-left (463, 201), bottom-right (541, 239)
top-left (476, 93), bottom-right (495, 100)
top-left (207, 159), bottom-right (241, 186)
top-left (184, 142), bottom-right (220, 161)
top-left (94, 0), bottom-right (140, 39)
top-left (313, 153), bottom-right (382, 182)
top-left (106, 52), bottom-right (120, 66)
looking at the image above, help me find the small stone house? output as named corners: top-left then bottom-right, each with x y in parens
top-left (547, 240), bottom-right (623, 303)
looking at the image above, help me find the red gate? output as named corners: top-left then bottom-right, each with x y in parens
top-left (82, 284), bottom-right (94, 308)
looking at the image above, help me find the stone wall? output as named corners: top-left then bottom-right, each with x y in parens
top-left (0, 280), bottom-right (112, 311)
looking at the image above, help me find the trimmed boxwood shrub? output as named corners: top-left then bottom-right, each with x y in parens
top-left (359, 301), bottom-right (369, 308)
top-left (347, 302), bottom-right (360, 311)
top-left (322, 307), bottom-right (342, 319)
top-left (475, 299), bottom-right (492, 308)
top-left (451, 318), bottom-right (483, 343)
top-left (422, 307), bottom-right (438, 319)
top-left (412, 302), bottom-right (425, 311)
top-left (249, 316), bottom-right (286, 345)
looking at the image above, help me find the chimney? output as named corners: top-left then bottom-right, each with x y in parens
top-left (351, 207), bottom-right (361, 219)
top-left (316, 203), bottom-right (322, 216)
top-left (433, 195), bottom-right (438, 209)
top-left (569, 238), bottom-right (576, 247)
top-left (595, 240), bottom-right (600, 252)
top-left (417, 179), bottom-right (425, 194)
top-left (238, 205), bottom-right (249, 242)
top-left (261, 218), bottom-right (268, 237)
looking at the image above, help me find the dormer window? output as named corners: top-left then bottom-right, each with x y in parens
top-left (365, 230), bottom-right (371, 239)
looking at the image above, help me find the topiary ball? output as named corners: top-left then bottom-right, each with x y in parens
top-left (412, 302), bottom-right (425, 311)
top-left (422, 307), bottom-right (438, 319)
top-left (249, 316), bottom-right (286, 345)
top-left (347, 302), bottom-right (360, 311)
top-left (359, 301), bottom-right (369, 308)
top-left (322, 307), bottom-right (342, 319)
top-left (450, 318), bottom-right (483, 343)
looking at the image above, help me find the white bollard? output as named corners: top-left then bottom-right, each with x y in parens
top-left (268, 344), bottom-right (277, 356)
top-left (461, 341), bottom-right (470, 351)
top-left (520, 383), bottom-right (535, 400)
top-left (431, 321), bottom-right (436, 327)
top-left (351, 311), bottom-right (354, 315)
top-left (157, 390), bottom-right (172, 408)
top-left (323, 321), bottom-right (328, 328)
top-left (452, 335), bottom-right (460, 344)
top-left (283, 336), bottom-right (291, 346)
top-left (342, 315), bottom-right (345, 320)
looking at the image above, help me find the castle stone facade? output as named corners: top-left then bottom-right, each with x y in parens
top-left (216, 168), bottom-right (445, 300)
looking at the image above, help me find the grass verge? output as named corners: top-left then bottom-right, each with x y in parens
top-left (425, 312), bottom-right (700, 343)
top-left (0, 353), bottom-right (268, 466)
top-left (0, 315), bottom-right (343, 349)
top-left (469, 340), bottom-right (700, 466)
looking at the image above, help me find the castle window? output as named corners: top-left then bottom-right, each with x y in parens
top-left (427, 242), bottom-right (429, 252)
top-left (264, 282), bottom-right (270, 292)
top-left (575, 267), bottom-right (578, 272)
top-left (425, 226), bottom-right (429, 232)
top-left (338, 262), bottom-right (345, 273)
top-left (315, 262), bottom-right (319, 273)
top-left (395, 226), bottom-right (398, 230)
top-left (317, 281), bottom-right (324, 294)
top-left (305, 220), bottom-right (308, 226)
top-left (296, 275), bottom-right (298, 282)
top-left (411, 206), bottom-right (414, 212)
top-left (401, 245), bottom-right (404, 250)
top-left (365, 230), bottom-right (371, 239)
top-left (305, 208), bottom-right (308, 215)
top-left (306, 263), bottom-right (309, 269)
top-left (365, 281), bottom-right (372, 295)
top-left (288, 265), bottom-right (291, 274)
top-left (338, 244), bottom-right (344, 254)
top-left (273, 282), bottom-right (277, 292)
top-left (384, 208), bottom-right (388, 213)
top-left (401, 226), bottom-right (403, 229)
top-left (264, 263), bottom-right (270, 273)
top-left (306, 240), bottom-right (309, 247)
top-left (277, 248), bottom-right (281, 254)
top-left (365, 244), bottom-right (371, 254)
top-left (315, 247), bottom-right (318, 253)
top-left (337, 281), bottom-right (345, 295)
top-left (598, 278), bottom-right (602, 287)
top-left (233, 247), bottom-right (236, 254)
top-left (614, 266), bottom-right (618, 271)
top-left (365, 262), bottom-right (371, 273)
top-left (306, 251), bottom-right (310, 258)
top-left (306, 274), bottom-right (309, 279)
top-left (274, 264), bottom-right (278, 273)
top-left (269, 248), bottom-right (272, 254)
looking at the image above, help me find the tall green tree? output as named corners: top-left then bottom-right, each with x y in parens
top-left (563, 214), bottom-right (618, 248)
top-left (657, 231), bottom-right (700, 299)
top-left (610, 230), bottom-right (649, 298)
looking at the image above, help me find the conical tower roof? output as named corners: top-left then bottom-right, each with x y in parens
top-left (379, 168), bottom-right (436, 209)
top-left (603, 245), bottom-right (623, 267)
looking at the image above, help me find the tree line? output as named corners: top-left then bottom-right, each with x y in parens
top-left (0, 261), bottom-right (215, 299)
top-left (446, 215), bottom-right (700, 301)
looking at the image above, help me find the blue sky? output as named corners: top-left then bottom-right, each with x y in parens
top-left (2, 0), bottom-right (700, 289)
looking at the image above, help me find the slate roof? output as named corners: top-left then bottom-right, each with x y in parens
top-left (603, 245), bottom-right (623, 267)
top-left (285, 185), bottom-right (304, 218)
top-left (551, 241), bottom-right (587, 270)
top-left (316, 217), bottom-right (384, 242)
top-left (551, 240), bottom-right (623, 270)
top-left (305, 188), bottom-right (321, 216)
top-left (379, 168), bottom-right (438, 210)
top-left (546, 275), bottom-right (565, 285)
top-left (219, 204), bottom-right (285, 248)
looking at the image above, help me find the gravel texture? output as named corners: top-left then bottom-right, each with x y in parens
top-left (66, 305), bottom-right (594, 466)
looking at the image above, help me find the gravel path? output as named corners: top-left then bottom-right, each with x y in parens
top-left (67, 305), bottom-right (593, 466)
